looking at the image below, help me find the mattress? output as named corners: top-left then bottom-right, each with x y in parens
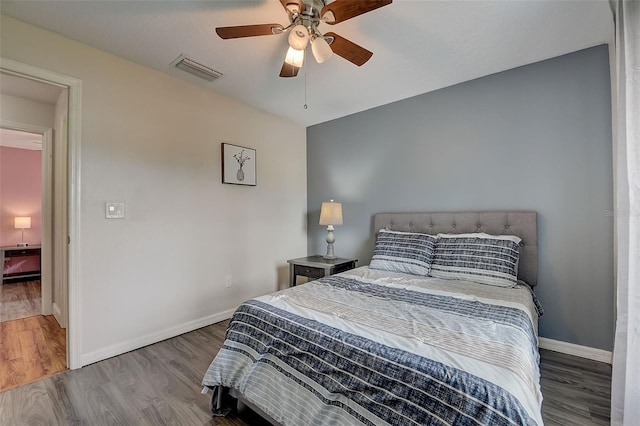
top-left (202, 266), bottom-right (543, 425)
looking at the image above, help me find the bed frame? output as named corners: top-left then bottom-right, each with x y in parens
top-left (373, 211), bottom-right (538, 286)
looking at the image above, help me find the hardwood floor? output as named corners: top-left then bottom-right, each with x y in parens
top-left (0, 320), bottom-right (611, 425)
top-left (540, 348), bottom-right (612, 425)
top-left (0, 280), bottom-right (41, 322)
top-left (0, 315), bottom-right (67, 392)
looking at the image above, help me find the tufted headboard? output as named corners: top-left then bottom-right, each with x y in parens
top-left (373, 211), bottom-right (538, 286)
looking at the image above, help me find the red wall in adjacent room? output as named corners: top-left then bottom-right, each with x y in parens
top-left (0, 146), bottom-right (42, 247)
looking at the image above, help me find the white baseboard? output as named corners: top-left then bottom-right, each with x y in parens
top-left (80, 308), bottom-right (237, 366)
top-left (52, 302), bottom-right (61, 318)
top-left (539, 337), bottom-right (612, 364)
top-left (52, 302), bottom-right (65, 328)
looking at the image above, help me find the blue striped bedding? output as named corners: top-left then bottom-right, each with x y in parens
top-left (203, 267), bottom-right (543, 425)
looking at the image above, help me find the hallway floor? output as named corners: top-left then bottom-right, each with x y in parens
top-left (0, 280), bottom-right (41, 322)
top-left (0, 314), bottom-right (66, 392)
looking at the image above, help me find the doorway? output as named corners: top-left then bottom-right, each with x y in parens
top-left (0, 58), bottom-right (82, 373)
top-left (0, 74), bottom-right (68, 390)
top-left (0, 128), bottom-right (45, 323)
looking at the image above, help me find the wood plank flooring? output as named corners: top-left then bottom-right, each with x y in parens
top-left (0, 280), bottom-right (41, 322)
top-left (0, 315), bottom-right (67, 392)
top-left (540, 348), bottom-right (612, 425)
top-left (0, 320), bottom-right (611, 425)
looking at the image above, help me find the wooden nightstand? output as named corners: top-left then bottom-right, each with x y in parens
top-left (287, 255), bottom-right (357, 287)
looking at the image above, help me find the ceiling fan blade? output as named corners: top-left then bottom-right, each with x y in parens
top-left (325, 32), bottom-right (373, 66)
top-left (216, 24), bottom-right (284, 39)
top-left (280, 0), bottom-right (305, 14)
top-left (321, 0), bottom-right (392, 25)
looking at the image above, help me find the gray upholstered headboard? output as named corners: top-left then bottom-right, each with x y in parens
top-left (373, 211), bottom-right (538, 286)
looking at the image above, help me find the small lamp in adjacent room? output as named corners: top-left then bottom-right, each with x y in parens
top-left (319, 200), bottom-right (343, 259)
top-left (14, 216), bottom-right (31, 247)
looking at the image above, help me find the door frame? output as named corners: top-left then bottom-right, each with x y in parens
top-left (1, 57), bottom-right (83, 369)
top-left (41, 128), bottom-right (54, 317)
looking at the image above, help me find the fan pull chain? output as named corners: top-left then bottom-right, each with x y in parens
top-left (304, 72), bottom-right (308, 110)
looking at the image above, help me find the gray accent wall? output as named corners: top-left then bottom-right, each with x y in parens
top-left (307, 45), bottom-right (613, 351)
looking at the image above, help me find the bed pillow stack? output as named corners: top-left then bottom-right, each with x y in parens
top-left (370, 230), bottom-right (521, 287)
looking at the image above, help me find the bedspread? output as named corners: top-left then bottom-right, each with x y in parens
top-left (202, 267), bottom-right (543, 426)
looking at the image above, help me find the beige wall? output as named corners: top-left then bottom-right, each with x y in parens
top-left (0, 16), bottom-right (307, 364)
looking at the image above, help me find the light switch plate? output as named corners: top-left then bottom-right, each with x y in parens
top-left (106, 202), bottom-right (125, 219)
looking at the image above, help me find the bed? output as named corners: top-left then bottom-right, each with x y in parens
top-left (202, 211), bottom-right (543, 425)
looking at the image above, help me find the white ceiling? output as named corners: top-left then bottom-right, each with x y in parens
top-left (1, 0), bottom-right (614, 127)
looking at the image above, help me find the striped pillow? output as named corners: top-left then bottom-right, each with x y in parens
top-left (431, 233), bottom-right (521, 287)
top-left (370, 229), bottom-right (437, 276)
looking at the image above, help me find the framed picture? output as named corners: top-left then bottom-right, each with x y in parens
top-left (222, 143), bottom-right (256, 186)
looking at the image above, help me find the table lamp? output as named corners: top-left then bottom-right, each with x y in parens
top-left (15, 216), bottom-right (31, 247)
top-left (319, 200), bottom-right (343, 259)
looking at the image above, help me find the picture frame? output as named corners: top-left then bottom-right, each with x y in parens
top-left (221, 143), bottom-right (256, 186)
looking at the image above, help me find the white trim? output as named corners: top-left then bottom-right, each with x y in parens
top-left (1, 57), bottom-right (83, 369)
top-left (0, 120), bottom-right (49, 135)
top-left (52, 302), bottom-right (62, 321)
top-left (66, 78), bottom-right (82, 369)
top-left (80, 308), bottom-right (237, 366)
top-left (41, 129), bottom-right (53, 317)
top-left (539, 337), bottom-right (613, 364)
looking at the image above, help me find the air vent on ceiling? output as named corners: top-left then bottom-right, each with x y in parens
top-left (173, 54), bottom-right (223, 82)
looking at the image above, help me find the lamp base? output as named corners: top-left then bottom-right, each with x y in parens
top-left (17, 242), bottom-right (28, 247)
top-left (324, 226), bottom-right (337, 260)
top-left (323, 254), bottom-right (337, 260)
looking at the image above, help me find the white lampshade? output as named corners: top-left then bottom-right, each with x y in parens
top-left (284, 46), bottom-right (305, 68)
top-left (288, 24), bottom-right (309, 50)
top-left (14, 216), bottom-right (31, 229)
top-left (311, 36), bottom-right (333, 63)
top-left (319, 200), bottom-right (343, 226)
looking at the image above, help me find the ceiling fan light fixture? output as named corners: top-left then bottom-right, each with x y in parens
top-left (288, 24), bottom-right (309, 50)
top-left (285, 2), bottom-right (301, 14)
top-left (311, 36), bottom-right (333, 63)
top-left (322, 10), bottom-right (336, 23)
top-left (215, 0), bottom-right (393, 77)
top-left (284, 46), bottom-right (305, 68)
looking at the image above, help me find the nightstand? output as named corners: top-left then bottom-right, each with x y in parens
top-left (1, 245), bottom-right (42, 284)
top-left (287, 255), bottom-right (357, 287)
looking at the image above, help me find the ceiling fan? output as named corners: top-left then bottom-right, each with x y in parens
top-left (216, 0), bottom-right (393, 77)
